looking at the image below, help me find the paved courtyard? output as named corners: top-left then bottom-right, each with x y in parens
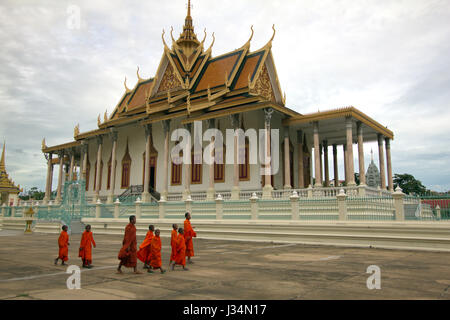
top-left (0, 230), bottom-right (449, 300)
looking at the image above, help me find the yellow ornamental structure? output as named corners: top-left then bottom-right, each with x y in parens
top-left (0, 142), bottom-right (22, 206)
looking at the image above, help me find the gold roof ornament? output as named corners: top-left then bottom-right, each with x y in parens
top-left (124, 76), bottom-right (131, 92)
top-left (104, 110), bottom-right (108, 122)
top-left (200, 28), bottom-right (207, 48)
top-left (136, 66), bottom-right (144, 82)
top-left (41, 138), bottom-right (47, 151)
top-left (74, 124), bottom-right (80, 138)
top-left (97, 114), bottom-right (101, 127)
top-left (206, 32), bottom-right (215, 53)
top-left (162, 29), bottom-right (169, 49)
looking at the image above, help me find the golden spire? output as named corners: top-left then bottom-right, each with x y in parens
top-left (0, 141), bottom-right (5, 172)
top-left (176, 0), bottom-right (200, 56)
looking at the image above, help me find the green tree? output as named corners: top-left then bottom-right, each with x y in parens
top-left (393, 173), bottom-right (427, 195)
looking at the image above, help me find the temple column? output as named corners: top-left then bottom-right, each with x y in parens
top-left (357, 122), bottom-right (366, 186)
top-left (346, 117), bottom-right (356, 186)
top-left (43, 153), bottom-right (53, 204)
top-left (161, 120), bottom-right (170, 200)
top-left (297, 130), bottom-right (304, 189)
top-left (332, 144), bottom-right (338, 187)
top-left (142, 125), bottom-right (152, 202)
top-left (55, 151), bottom-right (64, 204)
top-left (323, 140), bottom-right (329, 187)
top-left (182, 123), bottom-right (192, 200)
top-left (283, 127), bottom-right (291, 189)
top-left (94, 136), bottom-right (103, 203)
top-left (231, 114), bottom-right (240, 200)
top-left (107, 131), bottom-right (118, 204)
top-left (378, 134), bottom-right (386, 189)
top-left (313, 121), bottom-right (322, 187)
top-left (319, 143), bottom-right (323, 185)
top-left (385, 137), bottom-right (393, 191)
top-left (81, 143), bottom-right (88, 181)
top-left (207, 119), bottom-right (216, 200)
top-left (343, 144), bottom-right (348, 184)
top-left (262, 108), bottom-right (274, 199)
top-left (69, 149), bottom-right (75, 181)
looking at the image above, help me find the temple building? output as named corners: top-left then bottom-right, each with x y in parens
top-left (41, 3), bottom-right (394, 204)
top-left (0, 142), bottom-right (22, 206)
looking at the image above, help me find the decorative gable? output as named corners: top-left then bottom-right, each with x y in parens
top-left (157, 63), bottom-right (183, 93)
top-left (250, 64), bottom-right (276, 103)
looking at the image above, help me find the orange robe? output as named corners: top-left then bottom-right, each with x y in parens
top-left (175, 234), bottom-right (186, 266)
top-left (184, 219), bottom-right (197, 257)
top-left (58, 230), bottom-right (69, 261)
top-left (118, 223), bottom-right (137, 267)
top-left (137, 230), bottom-right (153, 263)
top-left (170, 229), bottom-right (178, 262)
top-left (79, 231), bottom-right (96, 265)
top-left (149, 236), bottom-right (162, 268)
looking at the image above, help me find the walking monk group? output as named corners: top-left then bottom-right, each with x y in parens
top-left (137, 225), bottom-right (154, 269)
top-left (54, 225), bottom-right (69, 265)
top-left (79, 225), bottom-right (96, 268)
top-left (184, 212), bottom-right (197, 264)
top-left (117, 215), bottom-right (141, 274)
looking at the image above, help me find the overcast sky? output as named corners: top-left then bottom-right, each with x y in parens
top-left (1, 0), bottom-right (449, 192)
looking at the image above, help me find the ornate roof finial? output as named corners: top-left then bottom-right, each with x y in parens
top-left (74, 124), bottom-right (80, 138)
top-left (176, 0), bottom-right (199, 55)
top-left (0, 141), bottom-right (5, 171)
top-left (162, 29), bottom-right (169, 48)
top-left (124, 76), bottom-right (130, 92)
top-left (136, 66), bottom-right (143, 81)
top-left (206, 32), bottom-right (215, 52)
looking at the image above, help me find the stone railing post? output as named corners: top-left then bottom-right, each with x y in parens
top-left (1, 204), bottom-right (5, 217)
top-left (337, 189), bottom-right (348, 221)
top-left (114, 198), bottom-right (120, 219)
top-left (95, 199), bottom-right (102, 219)
top-left (392, 187), bottom-right (405, 221)
top-left (358, 184), bottom-right (366, 196)
top-left (250, 192), bottom-right (259, 220)
top-left (290, 191), bottom-right (299, 220)
top-left (436, 205), bottom-right (441, 221)
top-left (185, 195), bottom-right (193, 214)
top-left (307, 185), bottom-right (313, 198)
top-left (135, 197), bottom-right (142, 219)
top-left (215, 194), bottom-right (223, 220)
top-left (158, 196), bottom-right (166, 219)
top-left (11, 206), bottom-right (16, 217)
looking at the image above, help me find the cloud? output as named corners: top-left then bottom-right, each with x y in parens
top-left (0, 0), bottom-right (449, 191)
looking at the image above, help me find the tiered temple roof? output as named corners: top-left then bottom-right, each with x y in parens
top-left (42, 2), bottom-right (393, 153)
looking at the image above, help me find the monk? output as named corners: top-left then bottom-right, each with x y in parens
top-left (172, 228), bottom-right (188, 271)
top-left (184, 212), bottom-right (197, 264)
top-left (137, 225), bottom-right (154, 269)
top-left (169, 223), bottom-right (178, 267)
top-left (148, 229), bottom-right (165, 274)
top-left (54, 225), bottom-right (69, 265)
top-left (117, 215), bottom-right (141, 274)
top-left (79, 225), bottom-right (96, 268)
